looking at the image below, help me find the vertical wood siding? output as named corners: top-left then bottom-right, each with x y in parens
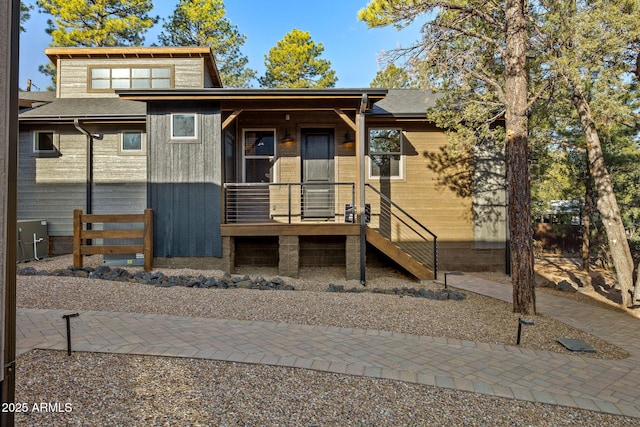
top-left (148, 103), bottom-right (222, 257)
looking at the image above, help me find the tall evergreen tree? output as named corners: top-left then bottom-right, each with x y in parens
top-left (370, 63), bottom-right (419, 88)
top-left (37, 0), bottom-right (157, 88)
top-left (534, 0), bottom-right (640, 306)
top-left (259, 29), bottom-right (337, 88)
top-left (158, 0), bottom-right (256, 88)
top-left (37, 0), bottom-right (156, 47)
top-left (20, 1), bottom-right (32, 32)
top-left (361, 0), bottom-right (640, 310)
top-left (360, 1), bottom-right (537, 314)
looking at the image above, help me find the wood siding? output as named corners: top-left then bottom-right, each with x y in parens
top-left (18, 124), bottom-right (148, 237)
top-left (57, 58), bottom-right (207, 98)
top-left (231, 112), bottom-right (506, 271)
top-left (148, 103), bottom-right (222, 257)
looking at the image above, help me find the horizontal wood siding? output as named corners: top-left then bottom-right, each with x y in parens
top-left (364, 122), bottom-right (506, 271)
top-left (58, 58), bottom-right (206, 98)
top-left (93, 124), bottom-right (147, 215)
top-left (148, 103), bottom-right (222, 257)
top-left (18, 126), bottom-right (86, 236)
top-left (18, 124), bottom-right (148, 237)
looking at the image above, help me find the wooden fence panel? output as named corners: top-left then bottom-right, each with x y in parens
top-left (73, 209), bottom-right (153, 271)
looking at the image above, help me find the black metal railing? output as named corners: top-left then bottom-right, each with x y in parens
top-left (365, 184), bottom-right (438, 279)
top-left (224, 182), bottom-right (355, 224)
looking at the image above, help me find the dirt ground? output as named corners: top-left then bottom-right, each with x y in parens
top-left (474, 255), bottom-right (639, 318)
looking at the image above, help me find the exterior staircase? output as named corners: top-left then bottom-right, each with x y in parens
top-left (364, 184), bottom-right (437, 281)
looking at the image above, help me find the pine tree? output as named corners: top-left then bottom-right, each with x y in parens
top-left (36, 0), bottom-right (157, 88)
top-left (37, 0), bottom-right (157, 47)
top-left (370, 64), bottom-right (419, 89)
top-left (259, 29), bottom-right (337, 88)
top-left (360, 0), bottom-right (537, 314)
top-left (158, 0), bottom-right (256, 88)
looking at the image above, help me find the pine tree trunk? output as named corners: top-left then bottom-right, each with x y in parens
top-left (581, 179), bottom-right (591, 272)
top-left (635, 263), bottom-right (640, 305)
top-left (505, 0), bottom-right (535, 314)
top-left (581, 176), bottom-right (593, 290)
top-left (571, 82), bottom-right (635, 307)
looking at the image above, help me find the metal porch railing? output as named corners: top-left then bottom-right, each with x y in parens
top-left (365, 184), bottom-right (438, 279)
top-left (224, 182), bottom-right (355, 224)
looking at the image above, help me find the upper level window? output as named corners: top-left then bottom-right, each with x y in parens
top-left (368, 128), bottom-right (403, 178)
top-left (89, 66), bottom-right (173, 90)
top-left (33, 131), bottom-right (55, 153)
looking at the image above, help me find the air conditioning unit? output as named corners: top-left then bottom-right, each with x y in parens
top-left (17, 220), bottom-right (48, 262)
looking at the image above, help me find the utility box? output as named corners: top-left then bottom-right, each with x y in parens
top-left (17, 220), bottom-right (48, 262)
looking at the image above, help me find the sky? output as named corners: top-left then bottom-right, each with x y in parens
top-left (18, 0), bottom-right (425, 91)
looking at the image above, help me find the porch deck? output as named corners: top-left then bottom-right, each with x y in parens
top-left (220, 222), bottom-right (360, 237)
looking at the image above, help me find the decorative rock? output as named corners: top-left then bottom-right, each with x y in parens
top-left (556, 280), bottom-right (576, 293)
top-left (327, 283), bottom-right (345, 293)
top-left (235, 280), bottom-right (253, 289)
top-left (17, 267), bottom-right (38, 276)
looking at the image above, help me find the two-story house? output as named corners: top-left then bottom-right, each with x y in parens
top-left (18, 46), bottom-right (507, 282)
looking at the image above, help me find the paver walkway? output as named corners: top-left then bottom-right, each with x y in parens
top-left (16, 274), bottom-right (640, 418)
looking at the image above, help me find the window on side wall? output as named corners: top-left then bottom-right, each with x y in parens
top-left (120, 131), bottom-right (145, 155)
top-left (368, 128), bottom-right (403, 179)
top-left (171, 113), bottom-right (198, 141)
top-left (33, 130), bottom-right (57, 156)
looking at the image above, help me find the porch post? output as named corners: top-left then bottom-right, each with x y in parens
top-left (357, 94), bottom-right (367, 285)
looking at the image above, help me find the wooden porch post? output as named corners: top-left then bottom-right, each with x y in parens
top-left (143, 208), bottom-right (153, 272)
top-left (73, 209), bottom-right (83, 269)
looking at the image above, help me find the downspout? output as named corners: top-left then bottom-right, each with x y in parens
top-left (73, 120), bottom-right (102, 237)
top-left (359, 94), bottom-right (368, 285)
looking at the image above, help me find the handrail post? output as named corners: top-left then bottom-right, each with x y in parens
top-left (223, 184), bottom-right (228, 224)
top-left (433, 236), bottom-right (438, 280)
top-left (288, 183), bottom-right (292, 224)
top-left (143, 209), bottom-right (153, 272)
top-left (73, 209), bottom-right (83, 269)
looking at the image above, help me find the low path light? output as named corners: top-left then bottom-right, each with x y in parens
top-left (516, 317), bottom-right (534, 345)
top-left (62, 313), bottom-right (80, 356)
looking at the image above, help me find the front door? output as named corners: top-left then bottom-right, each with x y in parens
top-left (301, 129), bottom-right (334, 218)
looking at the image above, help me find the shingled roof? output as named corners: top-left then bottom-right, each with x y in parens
top-left (370, 89), bottom-right (443, 118)
top-left (19, 97), bottom-right (146, 122)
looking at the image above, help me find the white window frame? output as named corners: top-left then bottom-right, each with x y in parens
top-left (242, 128), bottom-right (276, 183)
top-left (367, 128), bottom-right (404, 179)
top-left (119, 130), bottom-right (146, 155)
top-left (170, 113), bottom-right (198, 141)
top-left (32, 130), bottom-right (57, 154)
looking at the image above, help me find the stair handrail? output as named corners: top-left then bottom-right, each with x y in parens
top-left (365, 184), bottom-right (438, 279)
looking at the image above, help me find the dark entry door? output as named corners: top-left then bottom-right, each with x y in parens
top-left (302, 129), bottom-right (335, 218)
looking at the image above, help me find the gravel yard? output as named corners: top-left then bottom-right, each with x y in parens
top-left (13, 255), bottom-right (638, 426)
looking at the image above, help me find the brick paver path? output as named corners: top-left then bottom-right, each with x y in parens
top-left (16, 275), bottom-right (640, 418)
